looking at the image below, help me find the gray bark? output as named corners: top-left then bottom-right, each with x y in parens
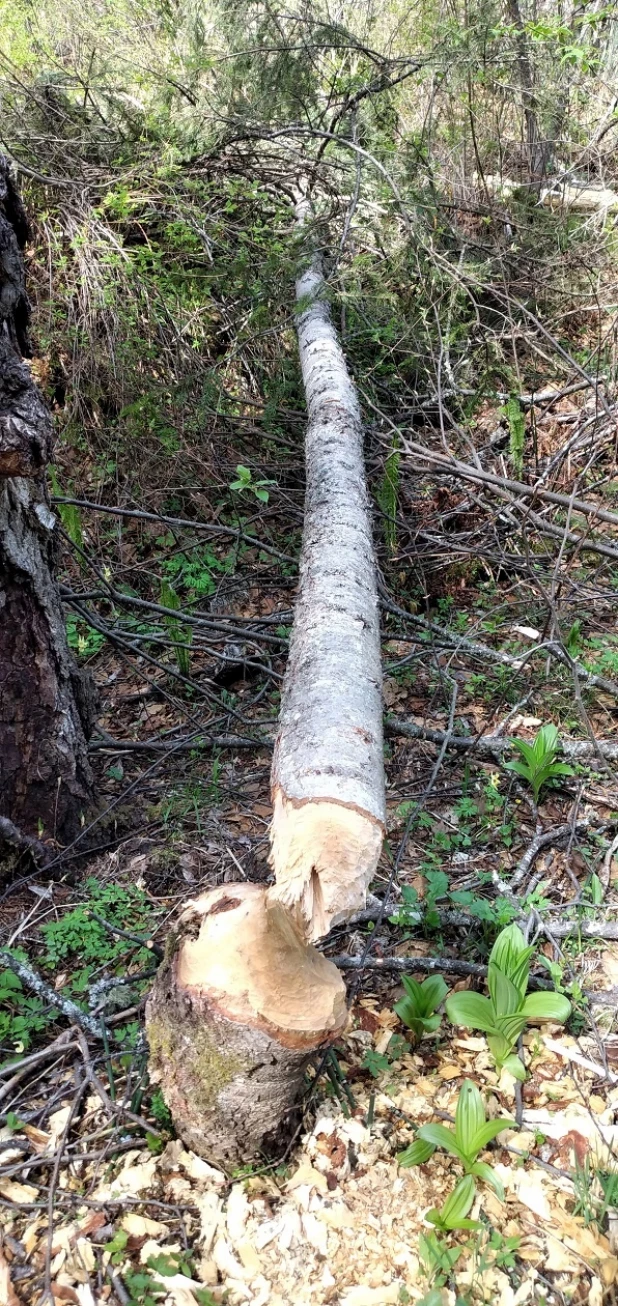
top-left (272, 211), bottom-right (385, 826)
top-left (268, 202), bottom-right (386, 939)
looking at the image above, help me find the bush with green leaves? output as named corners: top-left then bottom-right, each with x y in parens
top-left (398, 1078), bottom-right (514, 1198)
top-left (394, 974), bottom-right (449, 1041)
top-left (505, 724), bottom-right (574, 802)
top-left (446, 924), bottom-right (571, 1079)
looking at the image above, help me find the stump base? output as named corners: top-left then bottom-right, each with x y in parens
top-left (146, 883), bottom-right (347, 1169)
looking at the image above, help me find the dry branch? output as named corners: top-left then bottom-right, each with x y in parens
top-left (387, 718), bottom-right (618, 761)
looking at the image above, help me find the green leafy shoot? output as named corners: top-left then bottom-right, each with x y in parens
top-left (446, 924), bottom-right (572, 1079)
top-left (504, 724), bottom-right (574, 802)
top-left (376, 437), bottom-right (400, 552)
top-left (398, 1079), bottom-right (513, 1198)
top-left (425, 1174), bottom-right (481, 1232)
top-left (394, 974), bottom-right (449, 1042)
top-left (418, 1231), bottom-right (463, 1285)
top-left (229, 463), bottom-right (275, 504)
top-left (502, 394), bottom-right (526, 477)
top-left (159, 580), bottom-right (192, 677)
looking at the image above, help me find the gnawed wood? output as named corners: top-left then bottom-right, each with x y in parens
top-left (147, 202), bottom-right (384, 1164)
top-left (146, 883), bottom-right (346, 1167)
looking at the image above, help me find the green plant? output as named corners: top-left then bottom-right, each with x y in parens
top-left (425, 1175), bottom-right (481, 1233)
top-left (376, 436), bottom-right (400, 552)
top-left (362, 1033), bottom-right (406, 1078)
top-left (486, 1230), bottom-right (521, 1270)
top-left (394, 974), bottom-right (449, 1041)
top-left (502, 395), bottom-right (526, 476)
top-left (0, 961), bottom-right (47, 1059)
top-left (66, 614), bottom-right (106, 660)
top-left (229, 463), bottom-right (274, 503)
top-left (504, 724), bottom-right (574, 802)
top-left (149, 1087), bottom-right (173, 1129)
top-left (159, 580), bottom-right (192, 676)
top-left (446, 924), bottom-right (572, 1079)
top-left (398, 1079), bottom-right (514, 1198)
top-left (418, 1231), bottom-right (463, 1285)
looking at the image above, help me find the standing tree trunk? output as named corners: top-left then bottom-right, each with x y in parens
top-left (0, 157), bottom-right (94, 867)
top-left (147, 203), bottom-right (385, 1169)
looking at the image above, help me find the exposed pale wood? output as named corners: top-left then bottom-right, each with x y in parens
top-left (146, 884), bottom-right (346, 1167)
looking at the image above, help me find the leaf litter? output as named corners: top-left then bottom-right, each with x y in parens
top-left (3, 989), bottom-right (618, 1306)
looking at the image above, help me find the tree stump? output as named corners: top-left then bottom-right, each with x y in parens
top-left (146, 883), bottom-right (347, 1169)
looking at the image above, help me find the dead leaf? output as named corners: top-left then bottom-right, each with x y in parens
top-left (120, 1213), bottom-right (169, 1240)
top-left (0, 1248), bottom-right (19, 1306)
top-left (0, 1180), bottom-right (39, 1204)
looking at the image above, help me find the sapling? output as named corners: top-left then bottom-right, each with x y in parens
top-left (446, 924), bottom-right (571, 1080)
top-left (398, 1078), bottom-right (514, 1198)
top-left (394, 973), bottom-right (449, 1041)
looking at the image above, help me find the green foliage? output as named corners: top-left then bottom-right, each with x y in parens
top-left (66, 614), bottom-right (105, 659)
top-left (418, 1231), bottom-right (463, 1284)
top-left (361, 1033), bottom-right (407, 1078)
top-left (160, 541), bottom-right (236, 597)
top-left (398, 1078), bottom-right (514, 1199)
top-left (505, 724), bottom-right (575, 802)
top-left (502, 395), bottom-right (526, 477)
top-left (1, 880), bottom-right (158, 1062)
top-left (446, 924), bottom-right (572, 1078)
top-left (425, 1174), bottom-right (480, 1232)
top-left (159, 580), bottom-right (192, 676)
top-left (376, 438), bottom-right (400, 552)
top-left (149, 1087), bottom-right (173, 1129)
top-left (147, 1251), bottom-right (193, 1278)
top-left (105, 1229), bottom-right (130, 1265)
top-left (49, 468), bottom-right (84, 548)
top-left (229, 463), bottom-right (274, 503)
top-left (394, 973), bottom-right (449, 1041)
top-left (0, 960), bottom-right (47, 1058)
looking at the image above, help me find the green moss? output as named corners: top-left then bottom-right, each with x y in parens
top-left (192, 1026), bottom-right (246, 1107)
top-left (147, 1010), bottom-right (246, 1110)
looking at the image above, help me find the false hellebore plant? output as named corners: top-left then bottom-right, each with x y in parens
top-left (446, 924), bottom-right (571, 1080)
top-left (398, 1079), bottom-right (513, 1199)
top-left (394, 974), bottom-right (449, 1042)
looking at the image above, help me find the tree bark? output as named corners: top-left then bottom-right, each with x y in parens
top-left (146, 203), bottom-right (385, 1166)
top-left (147, 884), bottom-right (347, 1170)
top-left (269, 201), bottom-right (385, 942)
top-left (0, 157), bottom-right (94, 863)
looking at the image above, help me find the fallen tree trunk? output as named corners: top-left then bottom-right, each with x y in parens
top-left (147, 206), bottom-right (385, 1167)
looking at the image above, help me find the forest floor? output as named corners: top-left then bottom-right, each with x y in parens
top-left (2, 378), bottom-right (618, 1306)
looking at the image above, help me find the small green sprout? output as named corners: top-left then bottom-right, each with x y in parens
top-left (446, 923), bottom-right (572, 1079)
top-left (394, 974), bottom-right (449, 1042)
top-left (229, 463), bottom-right (274, 503)
top-left (505, 723), bottom-right (574, 802)
top-left (398, 1079), bottom-right (514, 1199)
top-left (425, 1174), bottom-right (481, 1232)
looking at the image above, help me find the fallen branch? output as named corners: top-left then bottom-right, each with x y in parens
top-left (387, 718), bottom-right (618, 761)
top-left (332, 954), bottom-right (488, 979)
top-left (402, 438), bottom-right (618, 532)
top-left (53, 498), bottom-right (297, 564)
top-left (0, 949), bottom-right (101, 1038)
top-left (381, 595), bottom-right (618, 699)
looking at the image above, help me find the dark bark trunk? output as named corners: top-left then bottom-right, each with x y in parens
top-left (0, 157), bottom-right (94, 863)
